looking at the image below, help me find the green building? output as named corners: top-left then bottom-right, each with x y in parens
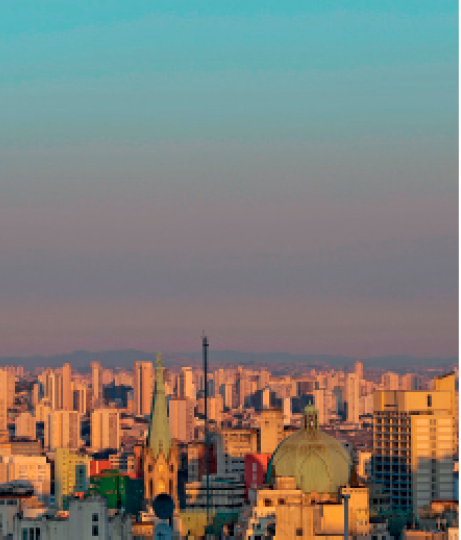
top-left (88, 469), bottom-right (143, 516)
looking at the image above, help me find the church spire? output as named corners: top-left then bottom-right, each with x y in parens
top-left (147, 352), bottom-right (172, 459)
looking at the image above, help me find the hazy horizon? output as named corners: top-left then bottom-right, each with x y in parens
top-left (1, 2), bottom-right (457, 357)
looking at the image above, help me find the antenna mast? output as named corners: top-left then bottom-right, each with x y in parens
top-left (202, 333), bottom-right (210, 525)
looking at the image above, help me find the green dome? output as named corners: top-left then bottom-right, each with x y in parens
top-left (267, 405), bottom-right (351, 494)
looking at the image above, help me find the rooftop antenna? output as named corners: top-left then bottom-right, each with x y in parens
top-left (202, 332), bottom-right (210, 525)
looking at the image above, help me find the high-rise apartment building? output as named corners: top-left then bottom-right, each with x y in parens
top-left (134, 361), bottom-right (153, 416)
top-left (41, 368), bottom-right (59, 410)
top-left (400, 373), bottom-right (420, 391)
top-left (15, 412), bottom-right (36, 439)
top-left (45, 410), bottom-right (81, 450)
top-left (55, 447), bottom-right (90, 509)
top-left (91, 409), bottom-right (120, 451)
top-left (0, 455), bottom-right (51, 500)
top-left (169, 398), bottom-right (194, 443)
top-left (179, 367), bottom-right (195, 402)
top-left (346, 373), bottom-right (360, 424)
top-left (91, 361), bottom-right (103, 406)
top-left (220, 383), bottom-right (233, 410)
top-left (373, 373), bottom-right (456, 515)
top-left (259, 409), bottom-right (285, 454)
top-left (282, 397), bottom-right (291, 425)
top-left (57, 363), bottom-right (73, 410)
top-left (382, 371), bottom-right (400, 391)
top-left (0, 369), bottom-right (9, 437)
top-left (258, 370), bottom-right (271, 391)
top-left (73, 382), bottom-right (88, 414)
top-left (314, 388), bottom-right (328, 425)
top-left (216, 428), bottom-right (258, 481)
top-left (355, 361), bottom-right (363, 380)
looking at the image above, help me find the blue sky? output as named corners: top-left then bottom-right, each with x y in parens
top-left (0, 1), bottom-right (458, 356)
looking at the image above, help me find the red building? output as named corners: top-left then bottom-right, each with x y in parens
top-left (244, 453), bottom-right (271, 498)
top-left (90, 460), bottom-right (112, 476)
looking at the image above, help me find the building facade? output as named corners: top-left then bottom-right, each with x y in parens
top-left (373, 373), bottom-right (456, 516)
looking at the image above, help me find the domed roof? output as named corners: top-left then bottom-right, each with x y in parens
top-left (266, 404), bottom-right (351, 494)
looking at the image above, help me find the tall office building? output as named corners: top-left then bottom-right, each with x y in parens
top-left (134, 361), bottom-right (153, 416)
top-left (169, 398), bottom-right (194, 443)
top-left (373, 373), bottom-right (456, 515)
top-left (91, 361), bottom-right (103, 406)
top-left (91, 409), bottom-right (120, 451)
top-left (346, 373), bottom-right (360, 424)
top-left (45, 410), bottom-right (81, 450)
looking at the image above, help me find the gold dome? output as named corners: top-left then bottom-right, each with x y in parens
top-left (267, 404), bottom-right (351, 494)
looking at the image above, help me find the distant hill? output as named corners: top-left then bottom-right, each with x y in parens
top-left (0, 349), bottom-right (456, 373)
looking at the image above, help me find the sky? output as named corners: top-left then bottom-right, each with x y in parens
top-left (0, 1), bottom-right (458, 357)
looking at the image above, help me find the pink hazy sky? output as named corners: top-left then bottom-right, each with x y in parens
top-left (0, 190), bottom-right (456, 358)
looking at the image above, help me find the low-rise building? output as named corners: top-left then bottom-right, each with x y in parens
top-left (0, 455), bottom-right (51, 501)
top-left (12, 495), bottom-right (132, 540)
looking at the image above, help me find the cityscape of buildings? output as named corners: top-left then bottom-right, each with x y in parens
top-left (0, 352), bottom-right (457, 539)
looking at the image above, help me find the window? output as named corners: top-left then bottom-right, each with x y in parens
top-left (36, 529), bottom-right (41, 540)
top-left (296, 528), bottom-right (303, 536)
top-left (92, 525), bottom-right (99, 536)
top-left (92, 513), bottom-right (99, 522)
top-left (22, 530), bottom-right (28, 540)
top-left (264, 499), bottom-right (271, 507)
top-left (427, 395), bottom-right (432, 407)
top-left (278, 499), bottom-right (285, 505)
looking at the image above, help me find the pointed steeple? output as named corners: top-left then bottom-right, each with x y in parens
top-left (147, 352), bottom-right (172, 459)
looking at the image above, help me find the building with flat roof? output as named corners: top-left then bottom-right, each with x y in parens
top-left (373, 373), bottom-right (456, 516)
